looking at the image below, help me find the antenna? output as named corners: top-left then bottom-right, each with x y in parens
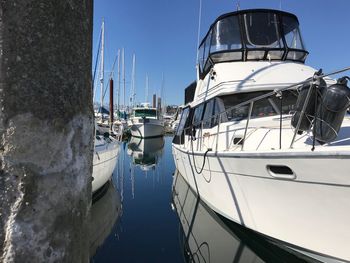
top-left (195, 0), bottom-right (202, 64)
top-left (236, 1), bottom-right (240, 11)
top-left (279, 0), bottom-right (282, 10)
top-left (122, 48), bottom-right (125, 112)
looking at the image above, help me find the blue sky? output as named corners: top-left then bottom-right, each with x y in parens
top-left (93, 0), bottom-right (350, 106)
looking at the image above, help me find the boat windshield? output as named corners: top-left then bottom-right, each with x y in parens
top-left (134, 109), bottom-right (157, 118)
top-left (198, 10), bottom-right (307, 76)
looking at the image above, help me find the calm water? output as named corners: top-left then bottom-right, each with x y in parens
top-left (90, 136), bottom-right (314, 263)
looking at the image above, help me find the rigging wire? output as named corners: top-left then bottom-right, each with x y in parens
top-left (92, 29), bottom-right (102, 100)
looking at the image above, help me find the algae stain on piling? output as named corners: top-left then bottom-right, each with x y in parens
top-left (1, 114), bottom-right (93, 262)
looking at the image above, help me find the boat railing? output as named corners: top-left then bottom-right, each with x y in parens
top-left (182, 66), bottom-right (350, 152)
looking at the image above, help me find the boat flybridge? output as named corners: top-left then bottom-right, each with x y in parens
top-left (172, 9), bottom-right (350, 262)
top-left (130, 103), bottom-right (164, 138)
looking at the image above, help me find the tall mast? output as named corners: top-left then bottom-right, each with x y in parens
top-left (100, 19), bottom-right (105, 114)
top-left (117, 49), bottom-right (121, 119)
top-left (122, 48), bottom-right (126, 114)
top-left (130, 53), bottom-right (136, 108)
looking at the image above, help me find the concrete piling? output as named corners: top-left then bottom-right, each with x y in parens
top-left (0, 1), bottom-right (94, 262)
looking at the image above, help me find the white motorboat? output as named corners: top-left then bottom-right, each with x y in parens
top-left (127, 136), bottom-right (164, 171)
top-left (129, 103), bottom-right (164, 138)
top-left (172, 8), bottom-right (350, 262)
top-left (92, 132), bottom-right (120, 193)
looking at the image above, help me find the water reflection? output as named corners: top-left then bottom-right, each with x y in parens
top-left (127, 136), bottom-right (164, 171)
top-left (172, 170), bottom-right (314, 263)
top-left (89, 181), bottom-right (122, 258)
top-left (92, 137), bottom-right (182, 262)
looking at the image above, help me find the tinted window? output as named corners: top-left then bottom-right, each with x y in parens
top-left (173, 107), bottom-right (190, 145)
top-left (210, 16), bottom-right (242, 53)
top-left (192, 104), bottom-right (205, 128)
top-left (134, 109), bottom-right (157, 118)
top-left (203, 100), bottom-right (214, 128)
top-left (220, 90), bottom-right (298, 122)
top-left (176, 107), bottom-right (190, 136)
top-left (213, 98), bottom-right (226, 126)
top-left (243, 12), bottom-right (283, 49)
top-left (282, 15), bottom-right (305, 50)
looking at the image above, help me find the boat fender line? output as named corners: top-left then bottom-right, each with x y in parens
top-left (190, 132), bottom-right (211, 174)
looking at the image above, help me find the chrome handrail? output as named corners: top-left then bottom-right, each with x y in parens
top-left (181, 66), bottom-right (350, 152)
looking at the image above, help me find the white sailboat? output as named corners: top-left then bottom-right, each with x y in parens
top-left (172, 8), bottom-right (350, 262)
top-left (92, 20), bottom-right (121, 193)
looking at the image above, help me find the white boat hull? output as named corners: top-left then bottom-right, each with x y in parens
top-left (172, 145), bottom-right (350, 262)
top-left (92, 138), bottom-right (120, 193)
top-left (130, 119), bottom-right (164, 138)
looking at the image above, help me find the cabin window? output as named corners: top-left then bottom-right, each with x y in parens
top-left (243, 13), bottom-right (284, 49)
top-left (282, 15), bottom-right (305, 50)
top-left (202, 31), bottom-right (213, 73)
top-left (197, 10), bottom-right (308, 76)
top-left (192, 104), bottom-right (205, 128)
top-left (286, 51), bottom-right (307, 61)
top-left (176, 107), bottom-right (190, 136)
top-left (203, 100), bottom-right (214, 128)
top-left (219, 90), bottom-right (298, 122)
top-left (213, 97), bottom-right (227, 125)
top-left (198, 44), bottom-right (205, 73)
top-left (202, 98), bottom-right (227, 128)
top-left (173, 107), bottom-right (190, 144)
top-left (210, 16), bottom-right (242, 53)
top-left (270, 90), bottom-right (298, 114)
top-left (134, 109), bottom-right (157, 118)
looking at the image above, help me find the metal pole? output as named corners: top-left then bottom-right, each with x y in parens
top-left (290, 81), bottom-right (314, 148)
top-left (242, 102), bottom-right (254, 151)
top-left (131, 53), bottom-right (136, 108)
top-left (215, 114), bottom-right (221, 152)
top-left (100, 19), bottom-right (105, 118)
top-left (109, 78), bottom-right (114, 130)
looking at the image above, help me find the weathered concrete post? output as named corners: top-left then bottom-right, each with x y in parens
top-left (0, 1), bottom-right (94, 262)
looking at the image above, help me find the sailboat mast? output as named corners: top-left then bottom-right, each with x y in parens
top-left (122, 48), bottom-right (126, 114)
top-left (130, 53), bottom-right (136, 108)
top-left (117, 49), bottom-right (121, 119)
top-left (100, 19), bottom-right (105, 114)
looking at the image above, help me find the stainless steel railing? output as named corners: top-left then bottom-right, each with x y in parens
top-left (181, 66), bottom-right (350, 152)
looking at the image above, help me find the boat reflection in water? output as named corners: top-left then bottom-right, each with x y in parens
top-left (89, 181), bottom-right (122, 258)
top-left (127, 136), bottom-right (164, 171)
top-left (171, 170), bottom-right (316, 263)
